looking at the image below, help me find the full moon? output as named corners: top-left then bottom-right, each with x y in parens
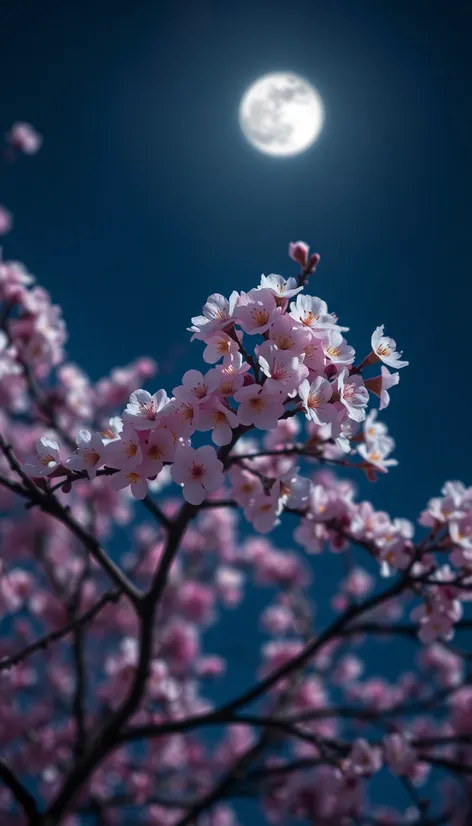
top-left (239, 72), bottom-right (324, 157)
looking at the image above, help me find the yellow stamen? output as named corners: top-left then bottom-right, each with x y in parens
top-left (249, 397), bottom-right (265, 413)
top-left (40, 454), bottom-right (55, 465)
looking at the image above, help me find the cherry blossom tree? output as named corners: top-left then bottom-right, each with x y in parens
top-left (1, 126), bottom-right (472, 826)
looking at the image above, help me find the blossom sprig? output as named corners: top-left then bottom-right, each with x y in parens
top-left (16, 247), bottom-right (407, 518)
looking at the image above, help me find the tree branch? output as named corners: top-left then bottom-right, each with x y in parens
top-left (0, 589), bottom-right (120, 672)
top-left (46, 498), bottom-right (198, 821)
top-left (0, 434), bottom-right (141, 605)
top-left (71, 621), bottom-right (87, 759)
top-left (0, 759), bottom-right (41, 824)
top-left (142, 495), bottom-right (172, 529)
top-left (173, 736), bottom-right (271, 826)
top-left (121, 573), bottom-right (411, 747)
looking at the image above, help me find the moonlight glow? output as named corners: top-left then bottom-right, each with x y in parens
top-left (239, 72), bottom-right (324, 157)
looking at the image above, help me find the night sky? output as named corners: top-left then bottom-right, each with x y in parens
top-left (1, 0), bottom-right (472, 819)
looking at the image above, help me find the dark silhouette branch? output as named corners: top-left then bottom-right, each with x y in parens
top-left (71, 621), bottom-right (87, 759)
top-left (0, 759), bottom-right (41, 824)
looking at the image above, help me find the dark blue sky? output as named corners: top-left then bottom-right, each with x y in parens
top-left (1, 0), bottom-right (471, 521)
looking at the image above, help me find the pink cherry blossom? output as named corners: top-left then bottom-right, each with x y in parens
top-left (122, 388), bottom-right (170, 430)
top-left (383, 733), bottom-right (416, 776)
top-left (177, 581), bottom-right (215, 624)
top-left (206, 353), bottom-right (250, 397)
top-left (337, 368), bottom-right (369, 422)
top-left (196, 655), bottom-right (226, 677)
top-left (66, 429), bottom-right (105, 478)
top-left (173, 369), bottom-right (213, 404)
top-left (300, 333), bottom-right (325, 372)
top-left (365, 365), bottom-right (400, 410)
top-left (420, 480), bottom-right (467, 527)
top-left (244, 485), bottom-right (283, 533)
top-left (420, 644), bottom-right (463, 687)
top-left (170, 445), bottom-right (224, 505)
top-left (189, 291), bottom-right (239, 339)
top-left (358, 440), bottom-right (398, 474)
top-left (342, 566), bottom-right (374, 597)
top-left (229, 466), bottom-right (264, 506)
top-left (370, 325), bottom-right (409, 369)
top-left (267, 313), bottom-right (311, 354)
top-left (7, 122), bottom-right (43, 154)
top-left (202, 332), bottom-right (240, 364)
top-left (258, 273), bottom-right (303, 299)
top-left (299, 376), bottom-right (336, 426)
top-left (234, 383), bottom-right (285, 430)
top-left (333, 654), bottom-right (364, 683)
top-left (412, 600), bottom-right (461, 644)
top-left (104, 422), bottom-right (142, 470)
top-left (263, 415), bottom-right (300, 449)
top-left (346, 738), bottom-right (382, 776)
top-left (363, 409), bottom-right (391, 448)
top-left (108, 465), bottom-right (149, 499)
top-left (140, 427), bottom-right (175, 476)
top-left (0, 568), bottom-right (33, 613)
top-left (322, 330), bottom-right (355, 365)
top-left (234, 288), bottom-right (278, 334)
top-left (293, 516), bottom-right (327, 553)
top-left (164, 396), bottom-right (199, 437)
top-left (257, 341), bottom-right (308, 395)
top-left (195, 398), bottom-right (239, 446)
top-left (378, 535), bottom-right (412, 577)
top-left (21, 436), bottom-right (61, 477)
top-left (216, 566), bottom-right (245, 605)
top-left (289, 293), bottom-right (345, 335)
top-left (261, 603), bottom-right (295, 634)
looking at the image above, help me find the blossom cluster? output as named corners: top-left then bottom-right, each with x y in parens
top-left (19, 255), bottom-right (406, 513)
